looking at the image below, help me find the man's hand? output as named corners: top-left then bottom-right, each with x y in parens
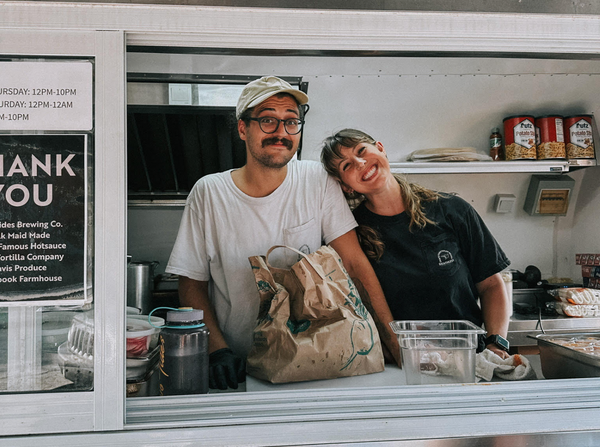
top-left (209, 348), bottom-right (246, 390)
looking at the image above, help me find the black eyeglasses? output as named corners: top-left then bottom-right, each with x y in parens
top-left (249, 117), bottom-right (304, 135)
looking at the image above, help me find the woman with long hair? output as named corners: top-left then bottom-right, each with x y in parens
top-left (321, 128), bottom-right (512, 359)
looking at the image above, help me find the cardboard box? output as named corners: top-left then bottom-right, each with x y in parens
top-left (576, 254), bottom-right (600, 266)
top-left (583, 277), bottom-right (600, 289)
top-left (581, 265), bottom-right (600, 277)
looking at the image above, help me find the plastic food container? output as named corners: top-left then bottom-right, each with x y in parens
top-left (42, 311), bottom-right (76, 352)
top-left (390, 320), bottom-right (485, 385)
top-left (126, 318), bottom-right (156, 358)
top-left (57, 311), bottom-right (95, 389)
top-left (67, 311), bottom-right (95, 360)
top-left (127, 314), bottom-right (164, 349)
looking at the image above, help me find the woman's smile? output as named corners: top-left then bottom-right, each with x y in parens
top-left (362, 165), bottom-right (377, 181)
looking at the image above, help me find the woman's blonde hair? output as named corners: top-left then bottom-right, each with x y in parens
top-left (321, 128), bottom-right (443, 261)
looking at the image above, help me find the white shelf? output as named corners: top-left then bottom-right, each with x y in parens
top-left (389, 160), bottom-right (596, 174)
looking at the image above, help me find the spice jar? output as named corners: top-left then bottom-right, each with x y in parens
top-left (503, 115), bottom-right (537, 160)
top-left (489, 127), bottom-right (503, 161)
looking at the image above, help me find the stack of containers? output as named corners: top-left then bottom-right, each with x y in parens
top-left (498, 114), bottom-right (595, 161)
top-left (543, 253), bottom-right (600, 318)
top-left (577, 253), bottom-right (600, 289)
top-left (57, 311), bottom-right (95, 389)
top-left (126, 315), bottom-right (163, 397)
top-left (550, 287), bottom-right (600, 318)
top-left (57, 311), bottom-right (163, 394)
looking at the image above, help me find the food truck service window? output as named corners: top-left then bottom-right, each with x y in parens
top-left (2, 5), bottom-right (600, 445)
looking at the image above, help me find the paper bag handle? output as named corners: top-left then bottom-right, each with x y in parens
top-left (265, 245), bottom-right (325, 280)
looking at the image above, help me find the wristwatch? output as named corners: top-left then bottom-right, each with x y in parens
top-left (485, 334), bottom-right (510, 352)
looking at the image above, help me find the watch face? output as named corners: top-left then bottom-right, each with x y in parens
top-left (487, 334), bottom-right (509, 351)
top-left (496, 336), bottom-right (509, 350)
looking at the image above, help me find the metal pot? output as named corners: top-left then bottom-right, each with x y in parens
top-left (127, 260), bottom-right (159, 314)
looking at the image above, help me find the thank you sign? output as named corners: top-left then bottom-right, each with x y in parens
top-left (0, 135), bottom-right (88, 304)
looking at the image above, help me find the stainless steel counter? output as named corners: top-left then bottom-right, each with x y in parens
top-left (508, 313), bottom-right (600, 346)
top-left (508, 288), bottom-right (600, 346)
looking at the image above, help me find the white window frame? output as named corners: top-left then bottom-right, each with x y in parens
top-left (1, 4), bottom-right (600, 444)
top-left (0, 28), bottom-right (126, 436)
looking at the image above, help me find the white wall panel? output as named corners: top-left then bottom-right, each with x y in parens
top-left (127, 53), bottom-right (600, 281)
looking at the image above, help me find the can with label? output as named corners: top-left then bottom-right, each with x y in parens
top-left (535, 115), bottom-right (566, 159)
top-left (503, 115), bottom-right (537, 160)
top-left (564, 115), bottom-right (595, 159)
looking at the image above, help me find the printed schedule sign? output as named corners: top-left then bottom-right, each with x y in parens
top-left (0, 135), bottom-right (89, 305)
top-left (0, 61), bottom-right (93, 131)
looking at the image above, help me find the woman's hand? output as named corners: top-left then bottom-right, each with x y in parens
top-left (486, 344), bottom-right (510, 360)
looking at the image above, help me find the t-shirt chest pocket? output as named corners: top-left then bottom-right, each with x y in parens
top-left (420, 234), bottom-right (462, 277)
top-left (282, 218), bottom-right (319, 264)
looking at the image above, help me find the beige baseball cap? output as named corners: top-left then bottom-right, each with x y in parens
top-left (236, 76), bottom-right (309, 119)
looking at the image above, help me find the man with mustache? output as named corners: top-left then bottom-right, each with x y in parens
top-left (166, 76), bottom-right (397, 391)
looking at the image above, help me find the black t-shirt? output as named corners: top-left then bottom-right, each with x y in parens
top-left (353, 194), bottom-right (510, 327)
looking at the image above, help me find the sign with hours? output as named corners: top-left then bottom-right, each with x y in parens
top-left (0, 61), bottom-right (93, 131)
top-left (0, 60), bottom-right (92, 306)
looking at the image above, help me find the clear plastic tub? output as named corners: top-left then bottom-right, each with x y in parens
top-left (126, 318), bottom-right (156, 358)
top-left (57, 311), bottom-right (95, 389)
top-left (127, 314), bottom-right (164, 349)
top-left (390, 320), bottom-right (485, 385)
top-left (42, 311), bottom-right (76, 352)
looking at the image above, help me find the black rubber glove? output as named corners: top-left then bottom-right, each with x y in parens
top-left (208, 348), bottom-right (246, 390)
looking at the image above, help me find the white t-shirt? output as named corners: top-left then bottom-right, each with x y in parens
top-left (166, 160), bottom-right (357, 357)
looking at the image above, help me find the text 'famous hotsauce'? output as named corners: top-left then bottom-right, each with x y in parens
top-left (535, 115), bottom-right (566, 160)
top-left (564, 115), bottom-right (595, 159)
top-left (503, 115), bottom-right (536, 160)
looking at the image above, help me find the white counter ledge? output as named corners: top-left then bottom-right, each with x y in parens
top-left (245, 355), bottom-right (544, 393)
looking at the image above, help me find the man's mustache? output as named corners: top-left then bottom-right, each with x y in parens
top-left (262, 137), bottom-right (293, 149)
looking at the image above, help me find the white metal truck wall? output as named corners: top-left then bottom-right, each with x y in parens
top-left (127, 53), bottom-right (600, 280)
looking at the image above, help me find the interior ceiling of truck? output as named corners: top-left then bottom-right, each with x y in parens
top-left (32, 0), bottom-right (600, 15)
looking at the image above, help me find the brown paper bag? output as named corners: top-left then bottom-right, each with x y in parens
top-left (247, 245), bottom-right (384, 383)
